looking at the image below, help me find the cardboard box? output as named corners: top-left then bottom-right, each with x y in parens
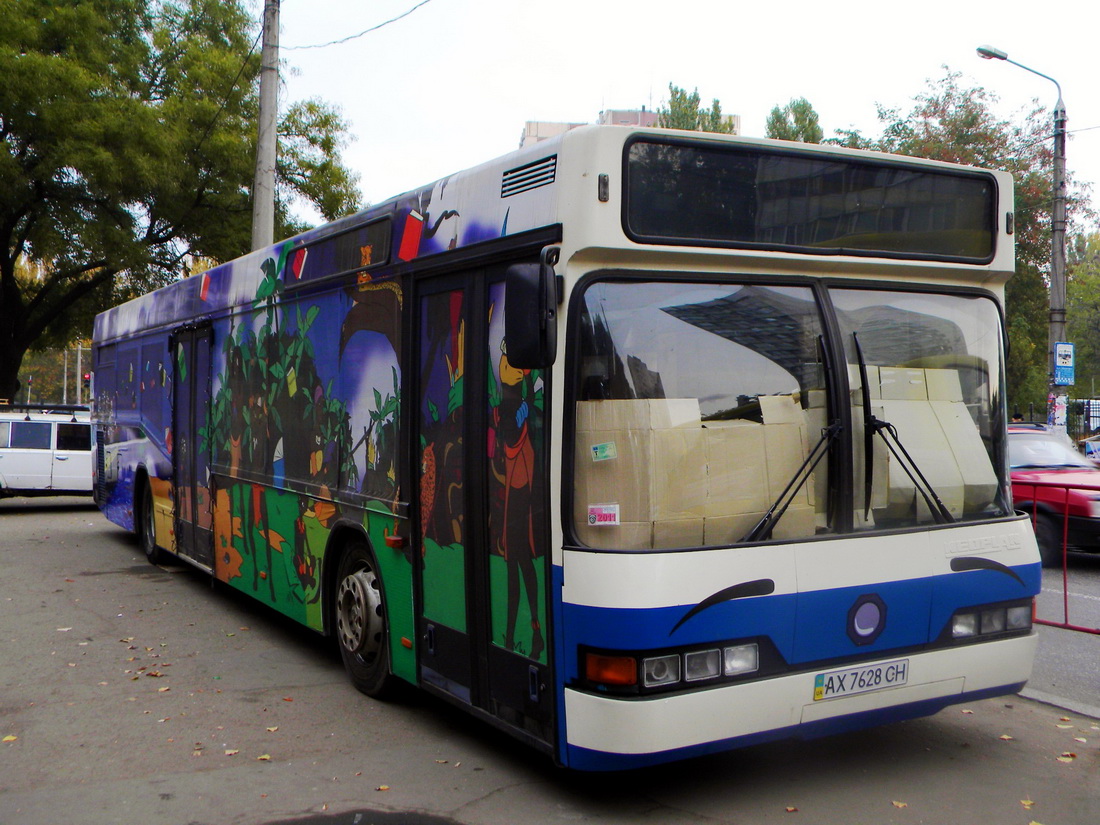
top-left (575, 399), bottom-right (708, 550)
top-left (704, 512), bottom-right (766, 545)
top-left (878, 367), bottom-right (928, 401)
top-left (702, 421), bottom-right (770, 517)
top-left (925, 368), bottom-right (964, 402)
top-left (574, 396), bottom-right (818, 548)
top-left (930, 399), bottom-right (998, 512)
top-left (876, 399), bottom-right (964, 520)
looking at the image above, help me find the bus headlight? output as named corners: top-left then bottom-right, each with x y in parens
top-left (1006, 605), bottom-right (1033, 630)
top-left (952, 612), bottom-right (979, 638)
top-left (643, 654), bottom-right (681, 687)
top-left (723, 643), bottom-right (759, 676)
top-left (951, 601), bottom-right (1032, 640)
top-left (684, 649), bottom-right (722, 682)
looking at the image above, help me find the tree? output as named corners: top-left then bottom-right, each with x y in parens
top-left (829, 69), bottom-right (1072, 412)
top-left (765, 97), bottom-right (823, 143)
top-left (0, 0), bottom-right (361, 401)
top-left (657, 84), bottom-right (736, 134)
top-left (1066, 233), bottom-right (1100, 400)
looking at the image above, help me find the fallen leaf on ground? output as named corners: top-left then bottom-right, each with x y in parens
top-left (376, 785), bottom-right (390, 791)
top-left (1055, 724), bottom-right (1073, 729)
top-left (225, 749), bottom-right (239, 756)
top-left (892, 801), bottom-right (908, 808)
top-left (999, 734), bottom-right (1014, 741)
top-left (257, 754), bottom-right (271, 761)
top-left (960, 708), bottom-right (973, 714)
top-left (1073, 737), bottom-right (1086, 743)
top-left (1021, 798), bottom-right (1035, 809)
top-left (3, 735), bottom-right (17, 743)
top-left (266, 726), bottom-right (278, 732)
top-left (1056, 752), bottom-right (1076, 763)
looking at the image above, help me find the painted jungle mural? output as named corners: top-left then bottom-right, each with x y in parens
top-left (204, 238), bottom-right (406, 646)
top-left (93, 163), bottom-right (550, 683)
top-left (486, 282), bottom-right (547, 662)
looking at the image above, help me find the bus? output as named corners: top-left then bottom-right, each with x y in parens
top-left (91, 126), bottom-right (1040, 770)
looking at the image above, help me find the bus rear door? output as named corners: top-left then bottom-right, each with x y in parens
top-left (171, 325), bottom-right (214, 568)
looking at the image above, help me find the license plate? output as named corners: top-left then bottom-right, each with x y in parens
top-left (813, 658), bottom-right (909, 701)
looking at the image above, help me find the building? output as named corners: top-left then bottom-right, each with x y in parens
top-left (520, 106), bottom-right (740, 148)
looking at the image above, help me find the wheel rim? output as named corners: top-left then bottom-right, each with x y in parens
top-left (336, 565), bottom-right (383, 662)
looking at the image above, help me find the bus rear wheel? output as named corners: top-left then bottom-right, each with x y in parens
top-left (335, 540), bottom-right (399, 699)
top-left (139, 481), bottom-right (166, 566)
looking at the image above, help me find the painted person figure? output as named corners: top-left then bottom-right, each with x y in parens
top-left (497, 342), bottom-right (544, 660)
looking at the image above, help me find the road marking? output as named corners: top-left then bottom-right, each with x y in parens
top-left (1041, 586), bottom-right (1100, 603)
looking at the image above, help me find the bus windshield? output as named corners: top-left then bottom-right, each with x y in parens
top-left (572, 278), bottom-right (1010, 550)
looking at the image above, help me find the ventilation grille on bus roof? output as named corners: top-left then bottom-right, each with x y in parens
top-left (501, 155), bottom-right (557, 198)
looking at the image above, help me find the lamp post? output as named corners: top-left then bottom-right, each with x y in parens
top-left (978, 45), bottom-right (1068, 427)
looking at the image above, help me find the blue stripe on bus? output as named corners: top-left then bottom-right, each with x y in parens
top-left (558, 561), bottom-right (1040, 680)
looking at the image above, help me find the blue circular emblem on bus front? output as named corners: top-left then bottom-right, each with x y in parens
top-left (847, 594), bottom-right (887, 645)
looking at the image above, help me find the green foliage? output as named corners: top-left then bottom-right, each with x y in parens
top-left (277, 99), bottom-right (362, 237)
top-left (1067, 233), bottom-right (1100, 399)
top-left (765, 98), bottom-right (824, 143)
top-left (0, 0), bottom-right (362, 400)
top-left (657, 84), bottom-right (736, 134)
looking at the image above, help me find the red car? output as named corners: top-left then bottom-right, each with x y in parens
top-left (1009, 424), bottom-right (1100, 566)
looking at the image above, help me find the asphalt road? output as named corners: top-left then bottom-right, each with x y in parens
top-left (1026, 554), bottom-right (1100, 717)
top-left (1, 497), bottom-right (1097, 825)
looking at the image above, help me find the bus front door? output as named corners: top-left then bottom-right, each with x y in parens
top-left (414, 267), bottom-right (553, 746)
top-left (171, 325), bottom-right (214, 569)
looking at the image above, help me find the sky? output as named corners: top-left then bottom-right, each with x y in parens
top-left (267, 0), bottom-right (1100, 229)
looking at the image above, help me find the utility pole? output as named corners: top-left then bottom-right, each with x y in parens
top-left (251, 0), bottom-right (279, 251)
top-left (977, 45), bottom-right (1068, 429)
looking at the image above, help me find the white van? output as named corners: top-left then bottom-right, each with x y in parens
top-left (0, 405), bottom-right (92, 497)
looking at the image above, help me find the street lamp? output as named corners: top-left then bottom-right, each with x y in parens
top-left (978, 45), bottom-right (1068, 427)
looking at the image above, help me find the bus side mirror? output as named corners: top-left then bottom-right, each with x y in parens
top-left (505, 250), bottom-right (559, 369)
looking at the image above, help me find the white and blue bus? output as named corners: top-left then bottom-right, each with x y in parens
top-left (92, 126), bottom-right (1040, 769)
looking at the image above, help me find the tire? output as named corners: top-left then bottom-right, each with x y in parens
top-left (138, 481), bottom-right (167, 565)
top-left (334, 540), bottom-right (399, 699)
top-left (1034, 513), bottom-right (1065, 569)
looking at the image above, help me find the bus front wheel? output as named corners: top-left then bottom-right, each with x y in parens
top-left (335, 540), bottom-right (399, 699)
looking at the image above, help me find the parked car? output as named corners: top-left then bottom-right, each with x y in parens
top-left (0, 405), bottom-right (92, 498)
top-left (1008, 423), bottom-right (1100, 566)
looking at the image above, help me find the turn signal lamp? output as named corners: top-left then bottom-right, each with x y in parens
top-left (585, 653), bottom-right (637, 686)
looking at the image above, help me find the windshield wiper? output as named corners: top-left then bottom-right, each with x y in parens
top-left (740, 420), bottom-right (840, 543)
top-left (852, 332), bottom-right (955, 525)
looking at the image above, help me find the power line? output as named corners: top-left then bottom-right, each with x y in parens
top-left (283, 0), bottom-right (433, 50)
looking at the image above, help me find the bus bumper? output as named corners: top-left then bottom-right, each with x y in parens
top-left (560, 632), bottom-right (1037, 770)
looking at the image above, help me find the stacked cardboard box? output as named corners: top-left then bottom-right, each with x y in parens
top-left (574, 395), bottom-right (815, 550)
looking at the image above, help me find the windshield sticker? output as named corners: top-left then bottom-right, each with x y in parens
top-left (590, 441), bottom-right (618, 462)
top-left (588, 504), bottom-right (621, 526)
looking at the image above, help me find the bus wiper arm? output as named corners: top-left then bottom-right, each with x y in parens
top-left (852, 333), bottom-right (954, 525)
top-left (868, 418), bottom-right (955, 524)
top-left (740, 421), bottom-right (840, 543)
